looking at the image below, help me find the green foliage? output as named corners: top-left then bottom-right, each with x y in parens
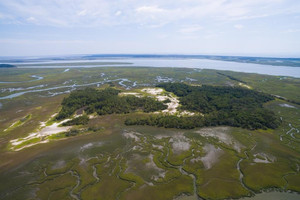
top-left (126, 83), bottom-right (280, 130)
top-left (163, 98), bottom-right (171, 103)
top-left (12, 137), bottom-right (40, 150)
top-left (56, 88), bottom-right (119, 120)
top-left (57, 84), bottom-right (279, 130)
top-left (5, 114), bottom-right (32, 132)
top-left (56, 87), bottom-right (167, 120)
top-left (62, 115), bottom-right (89, 126)
top-left (92, 95), bottom-right (166, 115)
top-left (65, 128), bottom-right (80, 137)
top-left (217, 72), bottom-right (247, 84)
top-left (125, 115), bottom-right (204, 129)
top-left (87, 126), bottom-right (104, 132)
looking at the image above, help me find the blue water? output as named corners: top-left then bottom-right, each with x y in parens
top-left (1, 57), bottom-right (299, 100)
top-left (0, 78), bottom-right (132, 100)
top-left (16, 58), bottom-right (300, 78)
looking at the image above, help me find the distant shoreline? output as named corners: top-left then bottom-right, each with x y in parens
top-left (0, 64), bottom-right (16, 68)
top-left (6, 58), bottom-right (300, 78)
top-left (0, 54), bottom-right (300, 67)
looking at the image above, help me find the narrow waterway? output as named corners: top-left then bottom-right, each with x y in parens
top-left (163, 146), bottom-right (201, 200)
top-left (69, 170), bottom-right (81, 200)
top-left (236, 143), bottom-right (257, 195)
top-left (0, 75), bottom-right (43, 84)
top-left (0, 78), bottom-right (134, 100)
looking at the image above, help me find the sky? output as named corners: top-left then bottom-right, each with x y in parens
top-left (0, 0), bottom-right (300, 57)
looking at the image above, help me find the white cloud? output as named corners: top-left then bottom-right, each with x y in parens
top-left (285, 29), bottom-right (300, 33)
top-left (115, 10), bottom-right (122, 16)
top-left (0, 39), bottom-right (89, 44)
top-left (157, 34), bottom-right (168, 39)
top-left (179, 25), bottom-right (203, 34)
top-left (0, 0), bottom-right (299, 28)
top-left (136, 6), bottom-right (165, 13)
top-left (77, 9), bottom-right (87, 16)
top-left (204, 33), bottom-right (219, 39)
top-left (234, 24), bottom-right (244, 29)
top-left (26, 16), bottom-right (38, 24)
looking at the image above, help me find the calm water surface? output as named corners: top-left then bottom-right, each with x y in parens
top-left (17, 58), bottom-right (300, 78)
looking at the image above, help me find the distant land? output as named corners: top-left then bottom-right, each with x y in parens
top-left (0, 54), bottom-right (300, 67)
top-left (83, 54), bottom-right (300, 67)
top-left (0, 64), bottom-right (16, 68)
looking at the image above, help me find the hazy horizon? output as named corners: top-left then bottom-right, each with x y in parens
top-left (1, 53), bottom-right (300, 60)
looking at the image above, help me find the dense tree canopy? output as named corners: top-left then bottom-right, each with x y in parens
top-left (57, 84), bottom-right (279, 130)
top-left (56, 87), bottom-right (167, 120)
top-left (127, 83), bottom-right (279, 130)
top-left (62, 115), bottom-right (89, 126)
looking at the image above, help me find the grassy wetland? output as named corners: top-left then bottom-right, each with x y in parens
top-left (0, 66), bottom-right (300, 200)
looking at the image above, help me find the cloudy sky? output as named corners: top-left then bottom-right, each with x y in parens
top-left (0, 0), bottom-right (300, 57)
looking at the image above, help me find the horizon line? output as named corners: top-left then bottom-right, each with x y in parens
top-left (1, 53), bottom-right (300, 60)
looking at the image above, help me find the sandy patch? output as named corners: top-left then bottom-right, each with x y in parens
top-left (38, 120), bottom-right (70, 136)
top-left (142, 88), bottom-right (164, 95)
top-left (279, 104), bottom-right (296, 108)
top-left (119, 92), bottom-right (143, 97)
top-left (13, 140), bottom-right (50, 151)
top-left (162, 96), bottom-right (180, 115)
top-left (10, 118), bottom-right (71, 151)
top-left (4, 121), bottom-right (19, 132)
top-left (195, 127), bottom-right (244, 152)
top-left (123, 87), bottom-right (196, 116)
top-left (156, 95), bottom-right (168, 101)
top-left (88, 114), bottom-right (97, 119)
top-left (253, 153), bottom-right (276, 163)
top-left (238, 82), bottom-right (252, 89)
top-left (179, 110), bottom-right (195, 116)
top-left (201, 144), bottom-right (223, 169)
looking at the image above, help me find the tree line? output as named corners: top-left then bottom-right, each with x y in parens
top-left (56, 83), bottom-right (280, 130)
top-left (126, 83), bottom-right (280, 130)
top-left (56, 87), bottom-right (167, 120)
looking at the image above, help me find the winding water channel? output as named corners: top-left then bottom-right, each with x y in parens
top-left (0, 78), bottom-right (133, 100)
top-left (237, 144), bottom-right (257, 195)
top-left (69, 170), bottom-right (81, 200)
top-left (0, 75), bottom-right (43, 84)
